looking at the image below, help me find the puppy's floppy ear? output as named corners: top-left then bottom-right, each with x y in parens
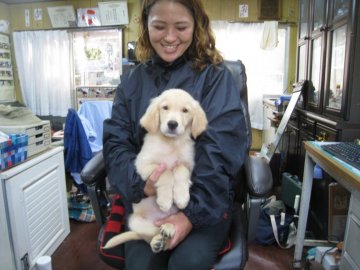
top-left (140, 97), bottom-right (160, 133)
top-left (191, 101), bottom-right (208, 139)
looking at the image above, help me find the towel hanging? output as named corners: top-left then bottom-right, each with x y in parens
top-left (260, 21), bottom-right (279, 50)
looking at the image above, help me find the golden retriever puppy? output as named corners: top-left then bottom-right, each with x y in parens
top-left (103, 89), bottom-right (207, 252)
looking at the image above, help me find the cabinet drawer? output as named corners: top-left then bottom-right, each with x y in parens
top-left (25, 122), bottom-right (51, 137)
top-left (299, 116), bottom-right (315, 136)
top-left (316, 123), bottom-right (337, 141)
top-left (28, 132), bottom-right (51, 145)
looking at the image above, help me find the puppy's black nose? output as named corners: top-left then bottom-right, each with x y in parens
top-left (167, 120), bottom-right (178, 130)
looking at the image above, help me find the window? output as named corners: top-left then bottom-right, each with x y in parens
top-left (211, 21), bottom-right (290, 129)
top-left (13, 30), bottom-right (72, 116)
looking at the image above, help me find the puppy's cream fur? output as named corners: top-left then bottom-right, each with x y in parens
top-left (103, 89), bottom-right (207, 252)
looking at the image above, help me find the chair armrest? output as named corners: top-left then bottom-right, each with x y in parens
top-left (81, 151), bottom-right (106, 187)
top-left (245, 156), bottom-right (273, 242)
top-left (245, 156), bottom-right (273, 197)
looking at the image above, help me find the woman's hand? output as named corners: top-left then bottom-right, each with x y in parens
top-left (143, 163), bottom-right (167, 196)
top-left (155, 212), bottom-right (193, 249)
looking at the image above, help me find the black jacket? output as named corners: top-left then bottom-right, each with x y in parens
top-left (103, 56), bottom-right (248, 228)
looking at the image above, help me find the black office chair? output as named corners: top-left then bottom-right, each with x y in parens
top-left (81, 60), bottom-right (273, 270)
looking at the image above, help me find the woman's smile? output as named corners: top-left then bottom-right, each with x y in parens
top-left (162, 43), bottom-right (179, 53)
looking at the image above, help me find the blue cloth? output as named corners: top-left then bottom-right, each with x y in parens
top-left (64, 109), bottom-right (92, 174)
top-left (78, 100), bottom-right (113, 153)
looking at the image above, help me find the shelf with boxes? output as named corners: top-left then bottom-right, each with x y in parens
top-left (0, 33), bottom-right (15, 102)
top-left (75, 86), bottom-right (115, 108)
top-left (0, 120), bottom-right (51, 164)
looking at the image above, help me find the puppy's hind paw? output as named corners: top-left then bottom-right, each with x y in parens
top-left (150, 234), bottom-right (166, 253)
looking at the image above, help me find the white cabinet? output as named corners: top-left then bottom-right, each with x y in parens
top-left (341, 191), bottom-right (360, 270)
top-left (0, 180), bottom-right (16, 270)
top-left (0, 147), bottom-right (70, 270)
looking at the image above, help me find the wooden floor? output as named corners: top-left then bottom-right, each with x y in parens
top-left (51, 219), bottom-right (296, 270)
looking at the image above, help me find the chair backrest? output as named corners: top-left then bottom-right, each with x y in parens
top-left (224, 60), bottom-right (252, 152)
top-left (223, 60), bottom-right (252, 205)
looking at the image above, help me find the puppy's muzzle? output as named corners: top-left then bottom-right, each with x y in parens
top-left (167, 120), bottom-right (178, 131)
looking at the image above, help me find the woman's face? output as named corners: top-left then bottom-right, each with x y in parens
top-left (147, 1), bottom-right (195, 63)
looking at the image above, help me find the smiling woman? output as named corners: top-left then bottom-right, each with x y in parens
top-left (102, 0), bottom-right (249, 269)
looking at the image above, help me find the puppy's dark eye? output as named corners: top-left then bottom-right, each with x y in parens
top-left (182, 108), bottom-right (188, 113)
top-left (162, 105), bottom-right (168, 110)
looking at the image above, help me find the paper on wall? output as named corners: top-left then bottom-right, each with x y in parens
top-left (0, 20), bottom-right (9, 33)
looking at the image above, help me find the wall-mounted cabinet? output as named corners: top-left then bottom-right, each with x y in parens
top-left (296, 0), bottom-right (359, 122)
top-left (280, 0), bottom-right (360, 240)
top-left (286, 0), bottom-right (360, 178)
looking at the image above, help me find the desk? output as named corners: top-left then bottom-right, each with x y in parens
top-left (294, 141), bottom-right (360, 269)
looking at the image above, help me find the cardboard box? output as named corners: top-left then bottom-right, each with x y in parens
top-left (315, 246), bottom-right (340, 270)
top-left (328, 183), bottom-right (350, 241)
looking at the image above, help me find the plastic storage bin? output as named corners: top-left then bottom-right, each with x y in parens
top-left (0, 134), bottom-right (28, 171)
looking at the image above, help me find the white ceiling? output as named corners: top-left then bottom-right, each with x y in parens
top-left (0, 0), bottom-right (62, 4)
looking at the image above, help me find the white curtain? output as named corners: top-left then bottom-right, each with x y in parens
top-left (211, 21), bottom-right (287, 130)
top-left (13, 30), bottom-right (72, 117)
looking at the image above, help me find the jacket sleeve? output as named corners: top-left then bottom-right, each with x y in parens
top-left (183, 67), bottom-right (248, 228)
top-left (102, 81), bottom-right (145, 212)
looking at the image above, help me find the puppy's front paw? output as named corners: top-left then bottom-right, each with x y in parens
top-left (174, 187), bottom-right (190, 209)
top-left (156, 196), bottom-right (173, 212)
top-left (174, 192), bottom-right (189, 209)
top-left (160, 223), bottom-right (175, 239)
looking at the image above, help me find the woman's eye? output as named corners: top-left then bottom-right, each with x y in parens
top-left (177, 27), bottom-right (186, 32)
top-left (182, 108), bottom-right (188, 113)
top-left (154, 25), bottom-right (165, 31)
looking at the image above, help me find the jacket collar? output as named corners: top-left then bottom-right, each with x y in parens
top-left (146, 54), bottom-right (188, 71)
top-left (144, 54), bottom-right (189, 88)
